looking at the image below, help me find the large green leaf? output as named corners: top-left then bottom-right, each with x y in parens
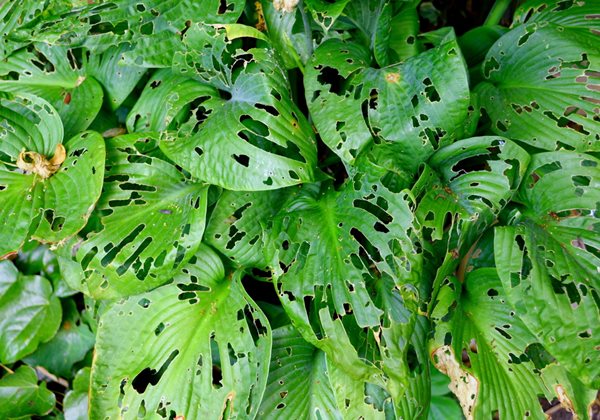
top-left (513, 0), bottom-right (600, 28)
top-left (430, 268), bottom-right (596, 419)
top-left (0, 365), bottom-right (56, 419)
top-left (304, 33), bottom-right (470, 167)
top-left (0, 261), bottom-right (62, 363)
top-left (0, 44), bottom-right (103, 138)
top-left (0, 94), bottom-right (105, 258)
top-left (90, 245), bottom-right (271, 419)
top-left (67, 133), bottom-right (207, 299)
top-left (269, 176), bottom-right (423, 410)
top-left (205, 188), bottom-right (293, 269)
top-left (494, 151), bottom-right (600, 387)
top-left (475, 13), bottom-right (599, 151)
top-left (159, 24), bottom-right (320, 191)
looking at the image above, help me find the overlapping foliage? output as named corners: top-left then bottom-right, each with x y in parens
top-left (0, 0), bottom-right (598, 419)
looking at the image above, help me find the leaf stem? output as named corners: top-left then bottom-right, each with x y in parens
top-left (484, 0), bottom-right (512, 26)
top-left (0, 363), bottom-right (14, 374)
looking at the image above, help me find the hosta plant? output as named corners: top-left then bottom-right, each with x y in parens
top-left (0, 0), bottom-right (598, 419)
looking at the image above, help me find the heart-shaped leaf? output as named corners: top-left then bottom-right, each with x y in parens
top-left (90, 245), bottom-right (271, 419)
top-left (0, 261), bottom-right (62, 363)
top-left (159, 24), bottom-right (321, 191)
top-left (0, 94), bottom-right (105, 258)
top-left (0, 365), bottom-right (56, 419)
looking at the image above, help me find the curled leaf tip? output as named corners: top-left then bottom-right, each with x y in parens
top-left (16, 143), bottom-right (66, 179)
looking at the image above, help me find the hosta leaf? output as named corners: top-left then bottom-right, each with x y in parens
top-left (71, 133), bottom-right (208, 299)
top-left (494, 151), bottom-right (600, 387)
top-left (0, 261), bottom-right (62, 363)
top-left (160, 24), bottom-right (320, 191)
top-left (475, 17), bottom-right (600, 151)
top-left (27, 0), bottom-right (245, 54)
top-left (431, 269), bottom-right (597, 419)
top-left (0, 44), bottom-right (103, 138)
top-left (513, 0), bottom-right (600, 28)
top-left (269, 177), bottom-right (423, 409)
top-left (414, 136), bottom-right (529, 252)
top-left (64, 367), bottom-right (91, 420)
top-left (305, 34), bottom-right (470, 167)
top-left (259, 0), bottom-right (310, 70)
top-left (304, 0), bottom-right (351, 31)
top-left (205, 188), bottom-right (293, 269)
top-left (0, 94), bottom-right (105, 258)
top-left (88, 44), bottom-right (147, 110)
top-left (90, 245), bottom-right (271, 419)
top-left (258, 324), bottom-right (341, 419)
top-left (23, 299), bottom-right (95, 378)
top-left (398, 315), bottom-right (431, 419)
top-left (0, 365), bottom-right (55, 419)
top-left (126, 69), bottom-right (220, 133)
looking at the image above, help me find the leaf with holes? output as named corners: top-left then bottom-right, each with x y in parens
top-left (0, 44), bottom-right (103, 138)
top-left (494, 151), bottom-right (600, 388)
top-left (304, 33), bottom-right (470, 167)
top-left (413, 136), bottom-right (529, 255)
top-left (0, 94), bottom-right (105, 258)
top-left (0, 261), bottom-right (62, 363)
top-left (159, 24), bottom-right (321, 191)
top-left (205, 188), bottom-right (293, 269)
top-left (90, 245), bottom-right (271, 419)
top-left (430, 268), bottom-right (596, 419)
top-left (475, 8), bottom-right (600, 151)
top-left (258, 324), bottom-right (342, 419)
top-left (268, 177), bottom-right (423, 411)
top-left (67, 133), bottom-right (208, 299)
top-left (0, 365), bottom-right (56, 419)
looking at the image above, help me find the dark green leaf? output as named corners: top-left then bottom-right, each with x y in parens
top-left (0, 365), bottom-right (55, 419)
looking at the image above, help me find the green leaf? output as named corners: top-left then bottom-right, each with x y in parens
top-left (428, 395), bottom-right (463, 420)
top-left (64, 367), bottom-right (91, 420)
top-left (260, 0), bottom-right (310, 70)
top-left (305, 35), bottom-right (470, 167)
top-left (23, 299), bottom-right (95, 378)
top-left (0, 44), bottom-right (103, 138)
top-left (160, 24), bottom-right (320, 191)
top-left (513, 0), bottom-right (600, 28)
top-left (269, 176), bottom-right (423, 409)
top-left (0, 365), bottom-right (55, 419)
top-left (258, 324), bottom-right (341, 419)
top-left (69, 133), bottom-right (208, 299)
top-left (205, 188), bottom-right (293, 269)
top-left (0, 93), bottom-right (105, 257)
top-left (304, 0), bottom-right (350, 31)
top-left (475, 19), bottom-right (599, 151)
top-left (26, 0), bottom-right (245, 54)
top-left (0, 261), bottom-right (62, 363)
top-left (88, 44), bottom-right (147, 110)
top-left (414, 136), bottom-right (529, 252)
top-left (494, 151), bottom-right (600, 387)
top-left (90, 246), bottom-right (271, 419)
top-left (430, 268), bottom-right (597, 419)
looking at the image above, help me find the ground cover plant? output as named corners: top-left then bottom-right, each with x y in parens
top-left (0, 0), bottom-right (598, 418)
